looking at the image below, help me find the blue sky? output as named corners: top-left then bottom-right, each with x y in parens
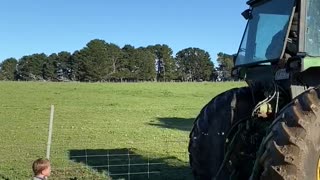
top-left (0, 0), bottom-right (248, 63)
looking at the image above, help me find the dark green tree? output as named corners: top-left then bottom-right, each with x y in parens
top-left (71, 50), bottom-right (84, 81)
top-left (216, 52), bottom-right (234, 80)
top-left (0, 58), bottom-right (18, 81)
top-left (42, 53), bottom-right (57, 81)
top-left (16, 53), bottom-right (47, 81)
top-left (106, 43), bottom-right (122, 81)
top-left (73, 39), bottom-right (121, 82)
top-left (147, 44), bottom-right (176, 81)
top-left (120, 46), bottom-right (156, 81)
top-left (57, 51), bottom-right (73, 80)
top-left (119, 45), bottom-right (136, 81)
top-left (135, 48), bottom-right (156, 81)
top-left (43, 52), bottom-right (72, 81)
top-left (175, 48), bottom-right (214, 81)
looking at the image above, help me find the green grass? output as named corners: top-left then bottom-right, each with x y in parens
top-left (0, 81), bottom-right (246, 180)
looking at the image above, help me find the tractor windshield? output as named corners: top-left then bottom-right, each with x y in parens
top-left (235, 0), bottom-right (295, 66)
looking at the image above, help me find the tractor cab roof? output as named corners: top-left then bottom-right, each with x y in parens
top-left (247, 0), bottom-right (269, 6)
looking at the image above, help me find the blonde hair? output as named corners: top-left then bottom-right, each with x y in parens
top-left (32, 158), bottom-right (50, 175)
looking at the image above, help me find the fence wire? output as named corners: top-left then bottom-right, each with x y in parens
top-left (0, 106), bottom-right (193, 180)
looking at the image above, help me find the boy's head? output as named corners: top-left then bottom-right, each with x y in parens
top-left (32, 158), bottom-right (51, 177)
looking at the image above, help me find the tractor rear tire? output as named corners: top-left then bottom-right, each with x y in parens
top-left (188, 87), bottom-right (257, 180)
top-left (260, 87), bottom-right (320, 180)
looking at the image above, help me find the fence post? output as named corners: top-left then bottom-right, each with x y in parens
top-left (46, 105), bottom-right (55, 159)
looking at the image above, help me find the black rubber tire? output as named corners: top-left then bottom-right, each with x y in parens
top-left (188, 87), bottom-right (256, 180)
top-left (260, 87), bottom-right (320, 180)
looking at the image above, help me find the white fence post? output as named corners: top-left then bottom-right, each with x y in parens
top-left (46, 105), bottom-right (55, 159)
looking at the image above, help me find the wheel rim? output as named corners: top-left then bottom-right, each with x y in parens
top-left (317, 155), bottom-right (320, 180)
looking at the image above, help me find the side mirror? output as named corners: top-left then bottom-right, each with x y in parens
top-left (231, 67), bottom-right (239, 78)
top-left (242, 9), bottom-right (252, 20)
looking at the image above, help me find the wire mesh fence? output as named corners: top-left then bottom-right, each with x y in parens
top-left (1, 136), bottom-right (192, 180)
top-left (0, 125), bottom-right (192, 180)
top-left (47, 138), bottom-right (191, 180)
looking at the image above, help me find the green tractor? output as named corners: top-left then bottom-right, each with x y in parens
top-left (188, 0), bottom-right (320, 179)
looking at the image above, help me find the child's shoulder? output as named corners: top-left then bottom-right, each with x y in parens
top-left (33, 177), bottom-right (45, 180)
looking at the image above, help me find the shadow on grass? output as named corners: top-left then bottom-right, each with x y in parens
top-left (67, 148), bottom-right (192, 180)
top-left (0, 174), bottom-right (10, 180)
top-left (149, 117), bottom-right (195, 132)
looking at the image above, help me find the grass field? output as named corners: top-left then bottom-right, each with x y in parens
top-left (0, 81), bottom-right (245, 180)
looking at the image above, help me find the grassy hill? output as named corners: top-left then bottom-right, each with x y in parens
top-left (0, 81), bottom-right (245, 179)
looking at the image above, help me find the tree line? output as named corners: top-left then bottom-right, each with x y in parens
top-left (0, 39), bottom-right (234, 82)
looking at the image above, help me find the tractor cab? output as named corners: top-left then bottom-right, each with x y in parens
top-left (233, 0), bottom-right (320, 88)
